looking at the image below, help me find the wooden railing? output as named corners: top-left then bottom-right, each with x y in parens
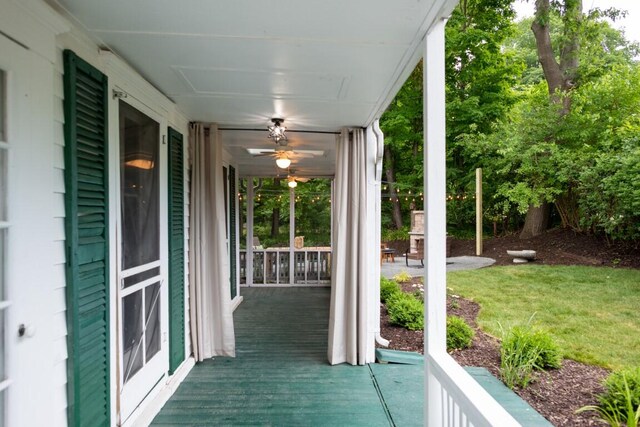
top-left (426, 352), bottom-right (520, 426)
top-left (239, 248), bottom-right (331, 285)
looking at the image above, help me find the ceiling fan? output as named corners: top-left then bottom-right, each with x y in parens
top-left (250, 148), bottom-right (323, 169)
top-left (285, 169), bottom-right (310, 188)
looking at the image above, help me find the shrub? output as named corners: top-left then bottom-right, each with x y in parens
top-left (393, 271), bottom-right (412, 283)
top-left (447, 316), bottom-right (474, 351)
top-left (381, 226), bottom-right (410, 242)
top-left (601, 368), bottom-right (640, 415)
top-left (500, 325), bottom-right (562, 389)
top-left (387, 292), bottom-right (424, 331)
top-left (380, 277), bottom-right (401, 303)
top-left (577, 369), bottom-right (640, 427)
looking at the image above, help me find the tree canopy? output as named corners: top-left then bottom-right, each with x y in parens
top-left (380, 0), bottom-right (640, 241)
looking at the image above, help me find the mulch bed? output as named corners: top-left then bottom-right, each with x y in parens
top-left (378, 228), bottom-right (639, 426)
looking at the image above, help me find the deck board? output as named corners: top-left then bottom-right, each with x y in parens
top-left (152, 288), bottom-right (391, 426)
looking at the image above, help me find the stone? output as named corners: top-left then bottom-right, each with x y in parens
top-left (513, 258), bottom-right (529, 264)
top-left (507, 250), bottom-right (536, 260)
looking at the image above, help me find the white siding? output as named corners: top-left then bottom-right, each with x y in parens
top-left (52, 44), bottom-right (69, 424)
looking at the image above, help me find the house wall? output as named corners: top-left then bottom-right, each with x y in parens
top-left (0, 0), bottom-right (194, 425)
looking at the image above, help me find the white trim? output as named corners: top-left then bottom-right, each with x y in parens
top-left (231, 295), bottom-right (244, 312)
top-left (0, 379), bottom-right (11, 393)
top-left (121, 357), bottom-right (196, 427)
top-left (0, 301), bottom-right (10, 311)
top-left (120, 260), bottom-right (162, 279)
top-left (120, 276), bottom-right (163, 298)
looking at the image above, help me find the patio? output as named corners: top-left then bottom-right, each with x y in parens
top-left (151, 287), bottom-right (423, 426)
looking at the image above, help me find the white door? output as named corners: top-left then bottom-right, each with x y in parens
top-left (0, 33), bottom-right (55, 427)
top-left (117, 97), bottom-right (168, 422)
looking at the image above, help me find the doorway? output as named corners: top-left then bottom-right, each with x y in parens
top-left (117, 98), bottom-right (168, 421)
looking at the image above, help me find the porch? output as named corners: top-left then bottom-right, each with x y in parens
top-left (153, 287), bottom-right (550, 426)
top-left (152, 287), bottom-right (422, 426)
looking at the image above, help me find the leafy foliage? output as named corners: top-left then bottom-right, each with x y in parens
top-left (446, 315), bottom-right (475, 351)
top-left (380, 277), bottom-right (401, 304)
top-left (392, 271), bottom-right (412, 283)
top-left (600, 369), bottom-right (640, 419)
top-left (386, 292), bottom-right (424, 331)
top-left (499, 324), bottom-right (562, 389)
top-left (241, 178), bottom-right (332, 248)
top-left (380, 0), bottom-right (640, 242)
top-left (578, 368), bottom-right (640, 427)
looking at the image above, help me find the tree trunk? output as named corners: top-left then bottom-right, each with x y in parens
top-left (384, 146), bottom-right (403, 229)
top-left (525, 0), bottom-right (582, 235)
top-left (519, 203), bottom-right (550, 239)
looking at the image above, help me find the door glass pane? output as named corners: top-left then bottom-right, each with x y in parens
top-left (119, 100), bottom-right (159, 272)
top-left (145, 283), bottom-right (161, 362)
top-left (123, 291), bottom-right (143, 383)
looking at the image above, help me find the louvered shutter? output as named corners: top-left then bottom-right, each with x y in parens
top-left (168, 127), bottom-right (185, 373)
top-left (63, 50), bottom-right (110, 427)
top-left (229, 166), bottom-right (237, 298)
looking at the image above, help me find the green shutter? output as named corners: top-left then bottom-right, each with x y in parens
top-left (168, 127), bottom-right (185, 373)
top-left (229, 166), bottom-right (237, 299)
top-left (63, 50), bottom-right (110, 427)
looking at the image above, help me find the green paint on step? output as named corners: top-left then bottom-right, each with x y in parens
top-left (375, 348), bottom-right (424, 365)
top-left (465, 367), bottom-right (554, 426)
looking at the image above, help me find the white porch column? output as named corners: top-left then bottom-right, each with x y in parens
top-left (364, 124), bottom-right (382, 360)
top-left (289, 187), bottom-right (295, 284)
top-left (424, 18), bottom-right (447, 426)
top-left (246, 176), bottom-right (254, 287)
top-left (422, 18), bottom-right (520, 427)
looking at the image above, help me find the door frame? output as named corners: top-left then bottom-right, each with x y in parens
top-left (110, 87), bottom-right (170, 424)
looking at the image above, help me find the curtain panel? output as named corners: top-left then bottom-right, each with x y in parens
top-left (188, 123), bottom-right (236, 360)
top-left (328, 128), bottom-right (369, 365)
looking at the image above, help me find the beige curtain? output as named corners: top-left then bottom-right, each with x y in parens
top-left (328, 128), bottom-right (368, 365)
top-left (189, 123), bottom-right (236, 360)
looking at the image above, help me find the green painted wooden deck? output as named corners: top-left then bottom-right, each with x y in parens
top-left (152, 287), bottom-right (415, 426)
top-left (152, 287), bottom-right (552, 426)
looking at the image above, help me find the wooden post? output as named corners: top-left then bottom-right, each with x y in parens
top-left (289, 186), bottom-right (295, 284)
top-left (247, 177), bottom-right (254, 286)
top-left (424, 18), bottom-right (447, 427)
top-left (476, 168), bottom-right (483, 256)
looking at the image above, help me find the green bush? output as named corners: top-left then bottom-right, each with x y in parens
top-left (380, 277), bottom-right (401, 303)
top-left (393, 271), bottom-right (412, 283)
top-left (387, 292), bottom-right (424, 331)
top-left (577, 369), bottom-right (640, 427)
top-left (589, 368), bottom-right (640, 426)
top-left (500, 325), bottom-right (562, 389)
top-left (447, 316), bottom-right (475, 351)
top-left (381, 226), bottom-right (410, 242)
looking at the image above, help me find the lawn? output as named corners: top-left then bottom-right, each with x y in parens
top-left (447, 265), bottom-right (640, 370)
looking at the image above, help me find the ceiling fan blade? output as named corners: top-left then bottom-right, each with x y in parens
top-left (296, 177), bottom-right (310, 182)
top-left (253, 152), bottom-right (276, 157)
top-left (289, 152), bottom-right (314, 158)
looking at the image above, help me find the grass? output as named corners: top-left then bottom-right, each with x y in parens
top-left (447, 265), bottom-right (640, 370)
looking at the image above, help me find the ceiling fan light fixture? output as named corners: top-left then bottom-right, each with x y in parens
top-left (268, 118), bottom-right (287, 144)
top-left (275, 155), bottom-right (291, 169)
top-left (287, 176), bottom-right (297, 188)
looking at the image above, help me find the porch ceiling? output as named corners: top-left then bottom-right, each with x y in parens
top-left (48, 0), bottom-right (457, 176)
